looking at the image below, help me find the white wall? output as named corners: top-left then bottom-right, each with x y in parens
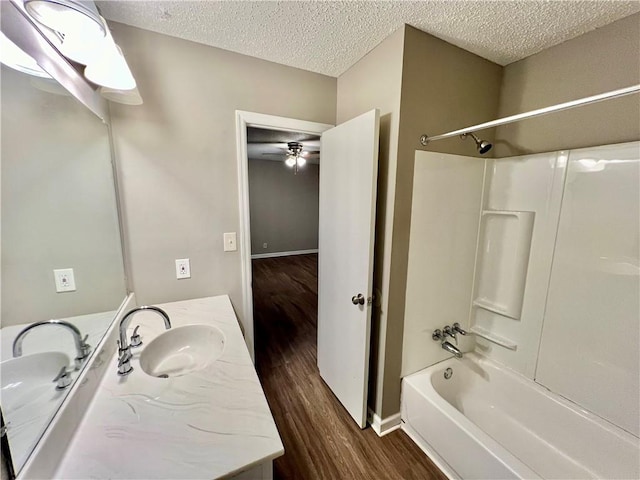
top-left (402, 151), bottom-right (484, 376)
top-left (248, 160), bottom-right (319, 255)
top-left (535, 142), bottom-right (639, 436)
top-left (1, 67), bottom-right (126, 326)
top-left (470, 152), bottom-right (567, 377)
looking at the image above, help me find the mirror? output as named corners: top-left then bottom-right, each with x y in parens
top-left (0, 63), bottom-right (127, 474)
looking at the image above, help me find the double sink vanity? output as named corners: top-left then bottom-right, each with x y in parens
top-left (0, 8), bottom-right (282, 477)
top-left (4, 295), bottom-right (283, 479)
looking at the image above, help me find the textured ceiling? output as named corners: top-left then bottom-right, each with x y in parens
top-left (97, 1), bottom-right (640, 77)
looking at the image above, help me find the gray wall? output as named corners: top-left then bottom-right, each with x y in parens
top-left (248, 160), bottom-right (319, 255)
top-left (1, 67), bottom-right (126, 326)
top-left (337, 25), bottom-right (502, 419)
top-left (108, 23), bottom-right (336, 350)
top-left (336, 26), bottom-right (405, 420)
top-left (386, 26), bottom-right (502, 418)
top-left (495, 13), bottom-right (640, 156)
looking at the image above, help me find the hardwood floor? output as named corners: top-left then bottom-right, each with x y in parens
top-left (252, 254), bottom-right (446, 480)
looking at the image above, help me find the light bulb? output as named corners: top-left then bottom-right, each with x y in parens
top-left (285, 157), bottom-right (296, 167)
top-left (297, 157), bottom-right (306, 167)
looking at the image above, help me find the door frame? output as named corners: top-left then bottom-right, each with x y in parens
top-left (235, 111), bottom-right (333, 362)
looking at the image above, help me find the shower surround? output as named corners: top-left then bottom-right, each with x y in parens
top-left (401, 141), bottom-right (640, 478)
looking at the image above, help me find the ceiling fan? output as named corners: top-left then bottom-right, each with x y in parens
top-left (282, 141), bottom-right (311, 174)
top-left (246, 127), bottom-right (320, 174)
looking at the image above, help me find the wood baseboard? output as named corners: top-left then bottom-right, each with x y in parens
top-left (367, 408), bottom-right (401, 437)
top-left (251, 249), bottom-right (318, 259)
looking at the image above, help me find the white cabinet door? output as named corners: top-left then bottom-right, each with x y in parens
top-left (317, 109), bottom-right (379, 428)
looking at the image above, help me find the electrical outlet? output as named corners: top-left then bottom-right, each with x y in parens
top-left (263, 242), bottom-right (268, 249)
top-left (224, 232), bottom-right (237, 252)
top-left (175, 258), bottom-right (191, 279)
top-left (54, 268), bottom-right (76, 292)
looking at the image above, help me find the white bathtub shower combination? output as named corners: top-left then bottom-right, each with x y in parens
top-left (402, 354), bottom-right (639, 480)
top-left (401, 142), bottom-right (640, 479)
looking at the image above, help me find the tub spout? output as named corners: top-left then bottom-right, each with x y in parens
top-left (442, 341), bottom-right (463, 358)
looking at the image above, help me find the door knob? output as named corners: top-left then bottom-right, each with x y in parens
top-left (352, 294), bottom-right (365, 305)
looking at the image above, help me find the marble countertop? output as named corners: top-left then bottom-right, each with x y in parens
top-left (1, 310), bottom-right (116, 473)
top-left (53, 296), bottom-right (283, 479)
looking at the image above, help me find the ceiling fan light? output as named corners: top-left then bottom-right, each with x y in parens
top-left (297, 157), bottom-right (306, 167)
top-left (24, 0), bottom-right (105, 39)
top-left (0, 32), bottom-right (52, 78)
top-left (285, 156), bottom-right (296, 167)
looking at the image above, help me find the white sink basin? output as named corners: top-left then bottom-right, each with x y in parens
top-left (1, 352), bottom-right (70, 414)
top-left (139, 324), bottom-right (225, 378)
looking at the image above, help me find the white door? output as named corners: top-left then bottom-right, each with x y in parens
top-left (317, 109), bottom-right (379, 428)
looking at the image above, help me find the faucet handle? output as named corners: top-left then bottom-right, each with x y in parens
top-left (130, 325), bottom-right (143, 348)
top-left (116, 340), bottom-right (133, 375)
top-left (443, 325), bottom-right (458, 344)
top-left (117, 350), bottom-right (132, 366)
top-left (432, 329), bottom-right (444, 341)
top-left (452, 323), bottom-right (468, 335)
top-left (79, 334), bottom-right (91, 358)
top-left (53, 366), bottom-right (72, 390)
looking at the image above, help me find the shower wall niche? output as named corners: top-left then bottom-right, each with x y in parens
top-left (470, 151), bottom-right (567, 377)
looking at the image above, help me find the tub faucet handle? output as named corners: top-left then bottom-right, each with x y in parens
top-left (432, 329), bottom-right (444, 341)
top-left (452, 323), bottom-right (468, 335)
top-left (442, 325), bottom-right (457, 343)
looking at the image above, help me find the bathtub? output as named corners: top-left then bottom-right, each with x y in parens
top-left (401, 353), bottom-right (640, 479)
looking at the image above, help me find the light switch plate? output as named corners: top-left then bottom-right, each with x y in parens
top-left (54, 268), bottom-right (76, 292)
top-left (224, 232), bottom-right (237, 252)
top-left (175, 258), bottom-right (191, 279)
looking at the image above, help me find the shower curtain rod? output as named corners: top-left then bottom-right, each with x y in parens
top-left (419, 84), bottom-right (640, 146)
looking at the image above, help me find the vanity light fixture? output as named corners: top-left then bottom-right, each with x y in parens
top-left (23, 0), bottom-right (105, 39)
top-left (0, 31), bottom-right (52, 78)
top-left (84, 17), bottom-right (136, 90)
top-left (13, 2), bottom-right (141, 102)
top-left (99, 85), bottom-right (143, 105)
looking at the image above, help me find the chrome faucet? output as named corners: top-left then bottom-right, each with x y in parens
top-left (442, 325), bottom-right (457, 341)
top-left (452, 322), bottom-right (468, 336)
top-left (12, 320), bottom-right (91, 370)
top-left (441, 341), bottom-right (463, 358)
top-left (117, 306), bottom-right (171, 376)
top-left (433, 322), bottom-right (470, 358)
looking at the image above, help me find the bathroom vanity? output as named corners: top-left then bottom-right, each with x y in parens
top-left (22, 295), bottom-right (283, 479)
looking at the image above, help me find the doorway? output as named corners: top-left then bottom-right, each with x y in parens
top-left (236, 111), bottom-right (446, 478)
top-left (236, 109), bottom-right (380, 427)
top-left (234, 111), bottom-right (331, 360)
top-left (245, 124), bottom-right (323, 388)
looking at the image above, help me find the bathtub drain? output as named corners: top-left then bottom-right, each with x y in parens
top-left (444, 368), bottom-right (453, 379)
